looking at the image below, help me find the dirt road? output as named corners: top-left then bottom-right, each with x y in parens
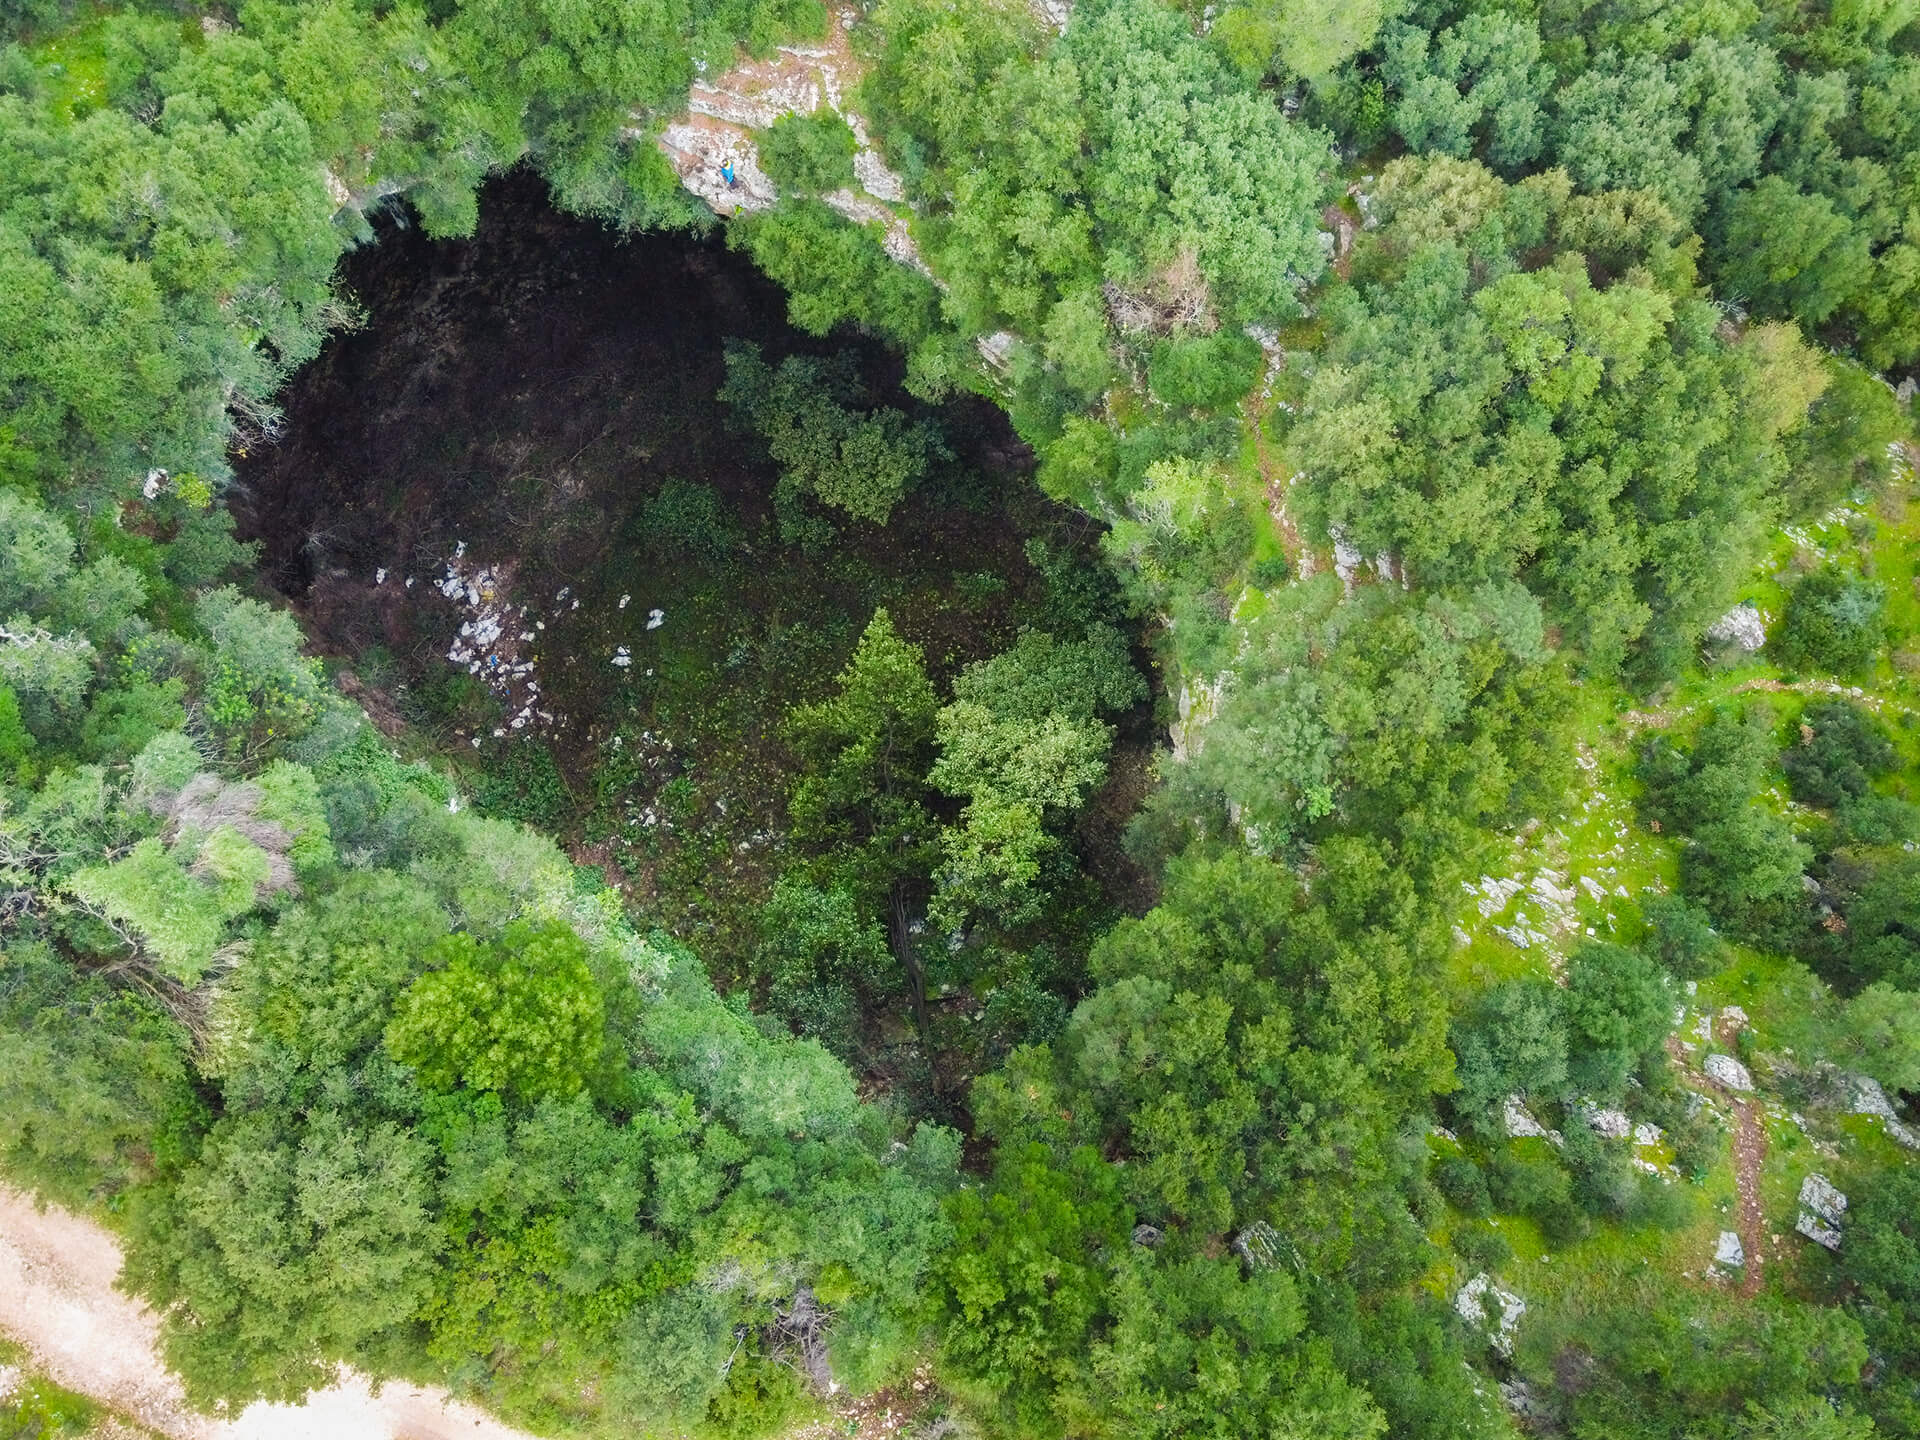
top-left (0, 1183), bottom-right (536, 1440)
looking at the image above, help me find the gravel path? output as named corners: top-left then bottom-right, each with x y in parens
top-left (0, 1183), bottom-right (536, 1440)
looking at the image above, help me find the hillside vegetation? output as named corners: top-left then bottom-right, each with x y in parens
top-left (0, 0), bottom-right (1916, 1436)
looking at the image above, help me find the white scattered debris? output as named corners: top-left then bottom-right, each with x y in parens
top-left (619, 593), bottom-right (631, 609)
top-left (142, 468), bottom-right (166, 500)
top-left (435, 548), bottom-right (552, 739)
top-left (1456, 1274), bottom-right (1526, 1356)
top-left (375, 568), bottom-right (388, 585)
top-left (646, 608), bottom-right (666, 631)
top-left (612, 647), bottom-right (633, 668)
top-left (1706, 602), bottom-right (1768, 653)
top-left (1704, 1053), bottom-right (1754, 1092)
top-left (1796, 1173), bottom-right (1847, 1250)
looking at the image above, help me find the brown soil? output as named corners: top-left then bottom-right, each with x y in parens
top-left (1729, 1099), bottom-right (1769, 1298)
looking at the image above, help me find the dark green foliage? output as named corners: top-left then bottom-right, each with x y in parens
top-left (636, 479), bottom-right (741, 568)
top-left (1288, 159), bottom-right (1821, 678)
top-left (975, 847), bottom-right (1453, 1243)
top-left (720, 341), bottom-right (945, 526)
top-left (1639, 703), bottom-right (1812, 947)
top-left (1783, 700), bottom-right (1895, 810)
top-left (1562, 943), bottom-right (1670, 1099)
top-left (1433, 1154), bottom-right (1493, 1216)
top-left (729, 201), bottom-right (948, 368)
top-left (752, 876), bottom-right (890, 1056)
top-left (1639, 892), bottom-right (1725, 980)
top-left (1841, 1165), bottom-right (1920, 1436)
top-left (1772, 567), bottom-right (1887, 677)
top-left (1451, 1219), bottom-right (1512, 1270)
top-left (472, 741), bottom-right (572, 829)
top-left (1558, 1294), bottom-right (1871, 1440)
top-left (759, 108), bottom-right (858, 194)
top-left (1450, 979), bottom-right (1569, 1133)
top-left (1147, 331), bottom-right (1264, 410)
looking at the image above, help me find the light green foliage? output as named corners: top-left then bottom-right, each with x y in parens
top-left (0, 684), bottom-right (32, 780)
top-left (867, 0), bottom-right (1328, 356)
top-left (1102, 455), bottom-right (1248, 611)
top-left (1381, 14), bottom-right (1552, 170)
top-left (1291, 159), bottom-right (1814, 677)
top-left (1833, 982), bottom-right (1920, 1091)
top-left (0, 490), bottom-right (74, 615)
top-left (213, 871), bottom-right (448, 1083)
top-left (1063, 0), bottom-right (1329, 322)
top-left (1718, 177), bottom-right (1875, 328)
top-left (1216, 0), bottom-right (1392, 84)
top-left (195, 587), bottom-right (324, 753)
top-left (0, 623), bottom-right (94, 734)
top-left (128, 729), bottom-right (200, 801)
top-left (933, 1142), bottom-right (1129, 1435)
top-left (0, 942), bottom-right (198, 1206)
top-left (126, 1108), bottom-right (443, 1407)
top-left (253, 760), bottom-right (333, 874)
top-left (929, 626), bottom-right (1143, 931)
top-left (1092, 1255), bottom-right (1386, 1439)
top-left (759, 108), bottom-right (858, 194)
top-left (1146, 330), bottom-right (1263, 410)
top-left (720, 342), bottom-right (942, 525)
top-left (1170, 581), bottom-right (1568, 864)
top-left (67, 833), bottom-right (260, 984)
top-left (386, 921), bottom-right (606, 1103)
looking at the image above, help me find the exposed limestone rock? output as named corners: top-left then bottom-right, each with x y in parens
top-left (1711, 1229), bottom-right (1745, 1275)
top-left (1706, 602), bottom-right (1768, 653)
top-left (1169, 674), bottom-right (1226, 762)
top-left (659, 123), bottom-right (778, 214)
top-left (1796, 1173), bottom-right (1847, 1250)
top-left (1849, 1074), bottom-right (1920, 1150)
top-left (1456, 1273), bottom-right (1526, 1356)
top-left (1704, 1053), bottom-right (1754, 1092)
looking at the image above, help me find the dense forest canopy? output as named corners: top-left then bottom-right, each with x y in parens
top-left (0, 0), bottom-right (1917, 1435)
